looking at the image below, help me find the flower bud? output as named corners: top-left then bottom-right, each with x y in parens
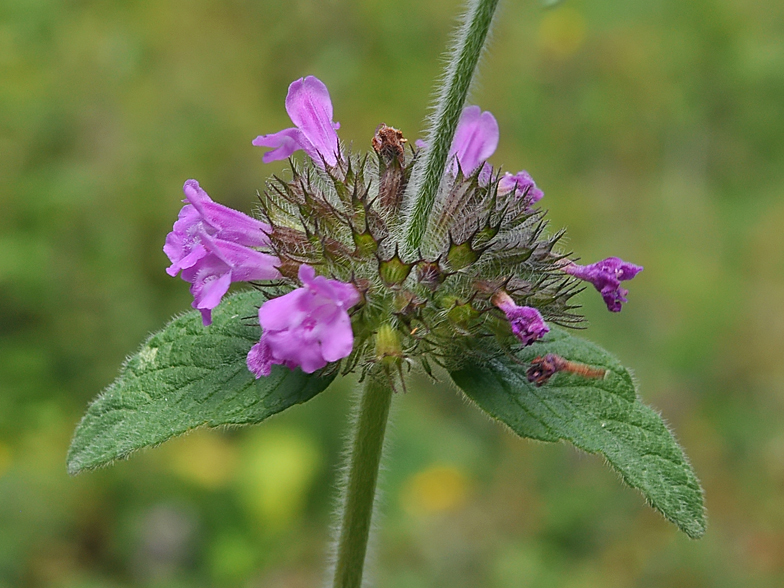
top-left (375, 324), bottom-right (403, 368)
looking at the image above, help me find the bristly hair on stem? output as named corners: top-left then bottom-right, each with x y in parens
top-left (403, 0), bottom-right (501, 256)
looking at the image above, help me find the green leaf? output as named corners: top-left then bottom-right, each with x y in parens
top-left (449, 328), bottom-right (706, 538)
top-left (67, 291), bottom-right (335, 475)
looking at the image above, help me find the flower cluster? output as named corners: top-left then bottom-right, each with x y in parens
top-left (164, 75), bottom-right (642, 379)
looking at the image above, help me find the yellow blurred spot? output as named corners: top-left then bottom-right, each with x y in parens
top-left (0, 442), bottom-right (11, 478)
top-left (401, 465), bottom-right (470, 515)
top-left (166, 430), bottom-right (238, 490)
top-left (538, 7), bottom-right (587, 59)
top-left (236, 426), bottom-right (320, 530)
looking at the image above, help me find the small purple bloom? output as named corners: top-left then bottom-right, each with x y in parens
top-left (416, 106), bottom-right (499, 179)
top-left (450, 105), bottom-right (499, 175)
top-left (492, 292), bottom-right (549, 346)
top-left (164, 180), bottom-right (280, 326)
top-left (247, 264), bottom-right (360, 378)
top-left (564, 257), bottom-right (644, 312)
top-left (498, 170), bottom-right (544, 207)
top-left (252, 76), bottom-right (341, 167)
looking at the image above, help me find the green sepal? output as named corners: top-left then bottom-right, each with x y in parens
top-left (67, 291), bottom-right (335, 475)
top-left (448, 327), bottom-right (706, 538)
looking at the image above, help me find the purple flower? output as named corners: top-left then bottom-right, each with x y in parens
top-left (247, 264), bottom-right (360, 377)
top-left (450, 105), bottom-right (499, 175)
top-left (498, 170), bottom-right (544, 207)
top-left (564, 257), bottom-right (644, 312)
top-left (252, 76), bottom-right (341, 167)
top-left (164, 180), bottom-right (280, 326)
top-left (416, 105), bottom-right (499, 179)
top-left (492, 292), bottom-right (549, 346)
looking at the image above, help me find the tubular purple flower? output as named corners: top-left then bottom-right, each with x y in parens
top-left (498, 170), bottom-right (544, 207)
top-left (492, 291), bottom-right (549, 346)
top-left (247, 264), bottom-right (360, 378)
top-left (563, 257), bottom-right (644, 312)
top-left (252, 76), bottom-right (341, 167)
top-left (164, 180), bottom-right (272, 276)
top-left (164, 180), bottom-right (280, 326)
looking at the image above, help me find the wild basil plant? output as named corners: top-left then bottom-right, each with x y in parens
top-left (68, 1), bottom-right (705, 586)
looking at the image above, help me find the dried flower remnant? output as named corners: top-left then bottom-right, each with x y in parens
top-left (526, 353), bottom-right (608, 386)
top-left (564, 257), bottom-right (643, 312)
top-left (373, 124), bottom-right (409, 212)
top-left (372, 124), bottom-right (407, 166)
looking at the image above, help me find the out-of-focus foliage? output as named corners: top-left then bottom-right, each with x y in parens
top-left (1, 0), bottom-right (783, 586)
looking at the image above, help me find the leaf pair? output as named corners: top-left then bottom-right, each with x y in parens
top-left (68, 291), bottom-right (705, 538)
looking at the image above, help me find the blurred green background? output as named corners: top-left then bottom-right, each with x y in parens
top-left (2, 0), bottom-right (784, 586)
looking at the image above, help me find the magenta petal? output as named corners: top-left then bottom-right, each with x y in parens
top-left (319, 311), bottom-right (354, 362)
top-left (199, 234), bottom-right (280, 281)
top-left (258, 289), bottom-right (309, 332)
top-left (164, 204), bottom-right (206, 275)
top-left (493, 293), bottom-right (549, 346)
top-left (267, 329), bottom-right (328, 374)
top-left (165, 180), bottom-right (283, 321)
top-left (450, 106), bottom-right (499, 174)
top-left (285, 76), bottom-right (339, 166)
top-left (169, 242), bottom-right (207, 275)
top-left (498, 170), bottom-right (544, 207)
top-left (297, 349), bottom-right (329, 374)
top-left (195, 270), bottom-right (232, 311)
top-left (247, 339), bottom-right (273, 378)
top-left (164, 229), bottom-right (204, 276)
top-left (183, 180), bottom-right (271, 247)
top-left (299, 263), bottom-right (359, 308)
top-left (252, 127), bottom-right (305, 163)
top-left (187, 259), bottom-right (232, 326)
top-left (297, 263), bottom-right (317, 285)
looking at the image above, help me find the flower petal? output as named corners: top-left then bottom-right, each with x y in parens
top-left (199, 233), bottom-right (280, 281)
top-left (247, 339), bottom-right (273, 378)
top-left (252, 127), bottom-right (306, 163)
top-left (258, 289), bottom-right (309, 332)
top-left (319, 311), bottom-right (355, 362)
top-left (285, 76), bottom-right (339, 166)
top-left (498, 170), bottom-right (544, 206)
top-left (183, 180), bottom-right (271, 247)
top-left (450, 106), bottom-right (499, 174)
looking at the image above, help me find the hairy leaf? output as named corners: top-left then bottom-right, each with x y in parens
top-left (67, 291), bottom-right (335, 475)
top-left (449, 328), bottom-right (706, 538)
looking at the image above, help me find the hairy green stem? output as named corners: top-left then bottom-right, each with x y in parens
top-left (332, 375), bottom-right (393, 588)
top-left (404, 0), bottom-right (501, 254)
